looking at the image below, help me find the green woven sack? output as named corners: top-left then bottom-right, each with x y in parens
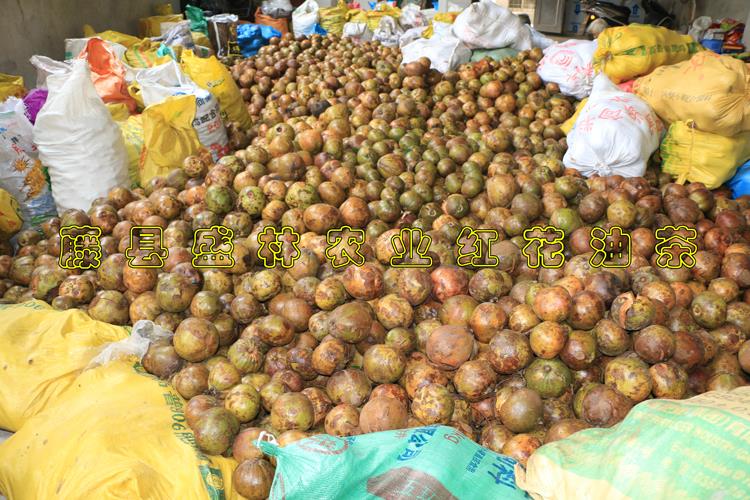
top-left (258, 425), bottom-right (529, 499)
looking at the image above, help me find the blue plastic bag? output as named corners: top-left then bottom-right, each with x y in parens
top-left (258, 425), bottom-right (529, 500)
top-left (727, 160), bottom-right (750, 198)
top-left (312, 23), bottom-right (327, 35)
top-left (237, 24), bottom-right (281, 58)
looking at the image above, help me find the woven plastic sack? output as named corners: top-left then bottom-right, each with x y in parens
top-left (0, 360), bottom-right (239, 500)
top-left (0, 98), bottom-right (57, 229)
top-left (518, 388), bottom-right (750, 500)
top-left (563, 74), bottom-right (663, 178)
top-left (0, 73), bottom-right (25, 101)
top-left (81, 27), bottom-right (141, 48)
top-left (319, 5), bottom-right (348, 36)
top-left (292, 0), bottom-right (320, 37)
top-left (33, 60), bottom-right (129, 213)
top-left (343, 22), bottom-right (373, 43)
top-left (373, 16), bottom-right (403, 47)
top-left (0, 301), bottom-right (128, 431)
top-left (422, 12), bottom-right (459, 38)
top-left (634, 51), bottom-right (750, 137)
top-left (139, 14), bottom-right (185, 37)
top-left (181, 50), bottom-right (252, 129)
top-left (451, 0), bottom-right (531, 51)
top-left (255, 8), bottom-right (290, 35)
top-left (402, 35), bottom-right (470, 73)
top-left (258, 425), bottom-right (529, 500)
top-left (140, 94), bottom-right (204, 184)
top-left (78, 38), bottom-right (137, 113)
top-left (125, 38), bottom-right (172, 68)
top-left (593, 24), bottom-right (701, 84)
top-left (560, 98), bottom-right (587, 136)
top-left (108, 103), bottom-right (143, 187)
top-left (0, 188), bottom-right (22, 237)
top-left (660, 121), bottom-right (750, 189)
top-left (537, 40), bottom-right (597, 100)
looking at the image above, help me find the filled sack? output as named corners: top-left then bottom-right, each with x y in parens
top-left (0, 188), bottom-right (22, 237)
top-left (537, 40), bottom-right (597, 100)
top-left (181, 50), bottom-right (252, 129)
top-left (0, 359), bottom-right (239, 499)
top-left (593, 24), bottom-right (701, 83)
top-left (136, 61), bottom-right (229, 161)
top-left (451, 0), bottom-right (531, 51)
top-left (563, 74), bottom-right (663, 178)
top-left (292, 0), bottom-right (320, 38)
top-left (0, 301), bottom-right (128, 431)
top-left (373, 16), bottom-right (403, 47)
top-left (401, 35), bottom-right (471, 73)
top-left (518, 388), bottom-right (750, 500)
top-left (0, 98), bottom-right (57, 229)
top-left (259, 425), bottom-right (529, 500)
top-left (660, 121), bottom-right (750, 189)
top-left (78, 38), bottom-right (137, 113)
top-left (0, 73), bottom-right (25, 101)
top-left (634, 51), bottom-right (750, 137)
top-left (33, 60), bottom-right (129, 213)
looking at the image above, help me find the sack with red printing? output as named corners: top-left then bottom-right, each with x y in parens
top-left (563, 74), bottom-right (664, 178)
top-left (537, 40), bottom-right (597, 100)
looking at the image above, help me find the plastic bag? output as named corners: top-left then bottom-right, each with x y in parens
top-left (29, 54), bottom-right (71, 89)
top-left (401, 35), bottom-right (471, 73)
top-left (399, 26), bottom-right (427, 47)
top-left (319, 0), bottom-right (348, 36)
top-left (0, 188), bottom-right (22, 237)
top-left (660, 121), bottom-right (750, 189)
top-left (593, 24), bottom-right (701, 84)
top-left (518, 388), bottom-right (750, 500)
top-left (238, 24), bottom-right (282, 57)
top-left (137, 61), bottom-right (229, 161)
top-left (530, 27), bottom-right (555, 49)
top-left (262, 0), bottom-right (294, 18)
top-left (88, 320), bottom-right (172, 369)
top-left (293, 0), bottom-right (320, 37)
top-left (259, 425), bottom-right (528, 500)
top-left (181, 50), bottom-right (252, 129)
top-left (634, 51), bottom-right (750, 137)
top-left (0, 73), bottom-right (25, 101)
top-left (0, 301), bottom-right (128, 431)
top-left (186, 4), bottom-right (209, 35)
top-left (537, 40), bottom-right (597, 100)
top-left (140, 94), bottom-right (204, 184)
top-left (399, 3), bottom-right (427, 30)
top-left (0, 360), bottom-right (239, 500)
top-left (343, 22), bottom-right (374, 43)
top-left (22, 89), bottom-right (47, 125)
top-left (728, 160), bottom-right (750, 198)
top-left (373, 16), bottom-right (403, 47)
top-left (255, 8), bottom-right (290, 35)
top-left (688, 15), bottom-right (712, 42)
top-left (139, 14), bottom-right (185, 37)
top-left (107, 103), bottom-right (143, 187)
top-left (563, 74), bottom-right (663, 178)
top-left (470, 47), bottom-right (519, 62)
top-left (78, 38), bottom-right (137, 113)
top-left (207, 14), bottom-right (240, 58)
top-left (162, 21), bottom-right (196, 51)
top-left (33, 60), bottom-right (129, 213)
top-left (0, 98), bottom-right (57, 230)
top-left (125, 38), bottom-right (173, 68)
top-left (451, 0), bottom-right (531, 51)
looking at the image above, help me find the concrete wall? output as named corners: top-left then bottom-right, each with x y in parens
top-left (695, 0), bottom-right (749, 20)
top-left (0, 0), bottom-right (179, 86)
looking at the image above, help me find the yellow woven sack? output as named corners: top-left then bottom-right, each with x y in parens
top-left (125, 38), bottom-right (172, 68)
top-left (139, 14), bottom-right (185, 37)
top-left (660, 121), bottom-right (750, 189)
top-left (181, 50), bottom-right (252, 129)
top-left (0, 360), bottom-right (239, 500)
top-left (0, 73), bottom-right (25, 101)
top-left (140, 95), bottom-right (203, 184)
top-left (0, 188), bottom-right (22, 237)
top-left (634, 51), bottom-right (750, 137)
top-left (82, 25), bottom-right (141, 48)
top-left (192, 30), bottom-right (212, 49)
top-left (594, 24), bottom-right (701, 83)
top-left (422, 12), bottom-right (459, 39)
top-left (365, 4), bottom-right (401, 31)
top-left (319, 1), bottom-right (349, 35)
top-left (561, 98), bottom-right (588, 136)
top-left (0, 301), bottom-right (128, 431)
top-left (109, 103), bottom-right (144, 187)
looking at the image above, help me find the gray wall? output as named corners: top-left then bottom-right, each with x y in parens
top-left (695, 0), bottom-right (749, 20)
top-left (0, 0), bottom-right (180, 86)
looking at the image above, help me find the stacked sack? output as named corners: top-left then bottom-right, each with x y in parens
top-left (634, 51), bottom-right (750, 189)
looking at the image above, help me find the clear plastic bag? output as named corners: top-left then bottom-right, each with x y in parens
top-left (261, 0), bottom-right (293, 19)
